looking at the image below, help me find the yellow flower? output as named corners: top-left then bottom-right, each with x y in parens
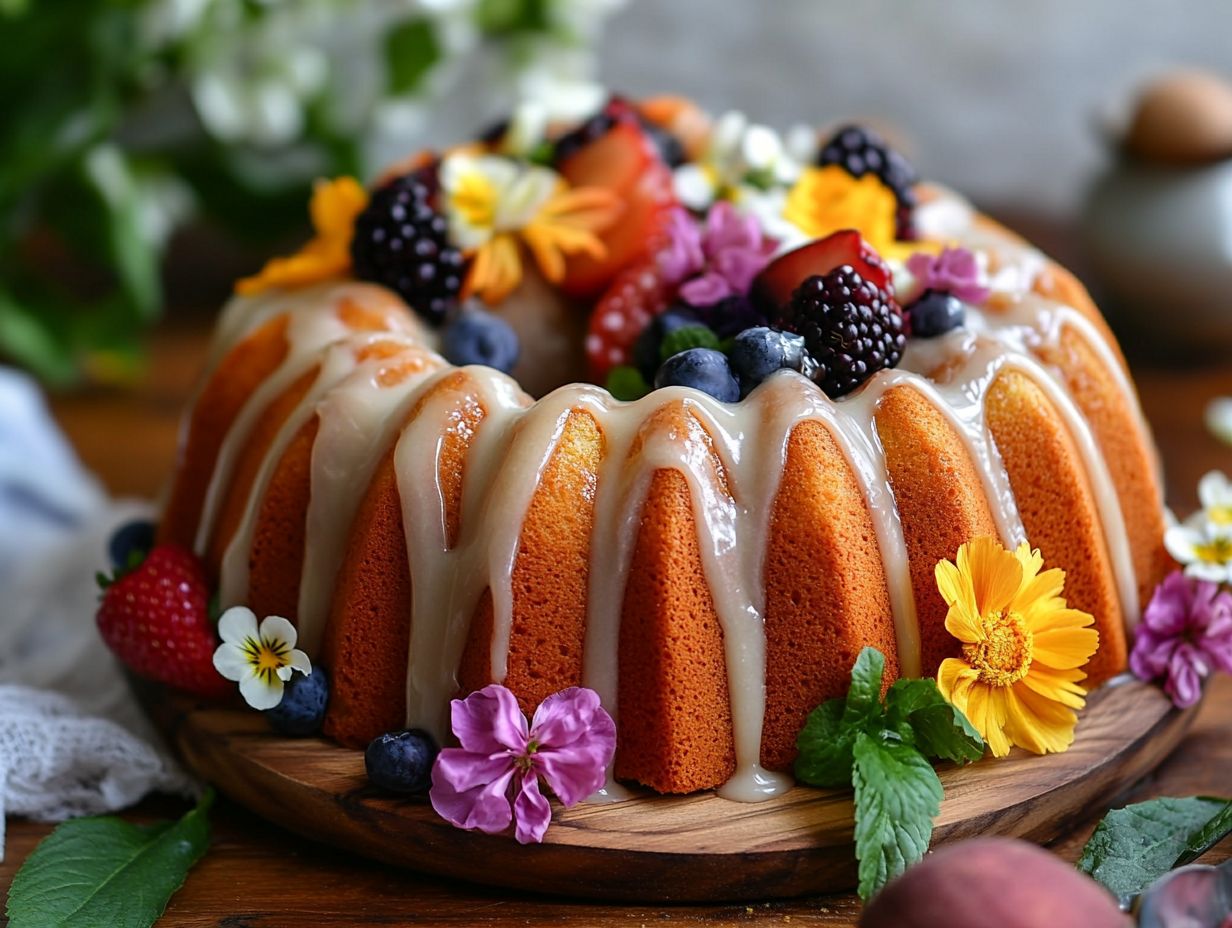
top-left (236, 177), bottom-right (368, 296)
top-left (934, 537), bottom-right (1099, 758)
top-left (783, 165), bottom-right (931, 262)
top-left (441, 153), bottom-right (619, 305)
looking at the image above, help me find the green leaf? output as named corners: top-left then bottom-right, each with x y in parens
top-left (605, 365), bottom-right (649, 402)
top-left (0, 288), bottom-right (78, 385)
top-left (1077, 796), bottom-right (1232, 904)
top-left (794, 698), bottom-right (858, 789)
top-left (885, 678), bottom-right (984, 764)
top-left (843, 646), bottom-right (885, 729)
top-left (852, 730), bottom-right (943, 901)
top-left (385, 18), bottom-right (441, 96)
top-left (659, 325), bottom-right (720, 361)
top-left (1174, 800), bottom-right (1232, 868)
top-left (5, 790), bottom-right (213, 928)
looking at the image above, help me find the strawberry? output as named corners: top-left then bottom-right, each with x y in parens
top-left (752, 230), bottom-right (893, 312)
top-left (96, 544), bottom-right (231, 699)
top-left (558, 120), bottom-right (679, 298)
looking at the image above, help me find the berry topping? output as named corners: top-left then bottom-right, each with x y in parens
top-left (586, 252), bottom-right (678, 381)
top-left (554, 97), bottom-right (685, 168)
top-left (689, 294), bottom-right (768, 338)
top-left (728, 326), bottom-right (810, 396)
top-left (817, 124), bottom-right (918, 239)
top-left (264, 668), bottom-right (330, 736)
top-left (96, 545), bottom-right (231, 699)
top-left (775, 267), bottom-right (905, 398)
top-left (108, 518), bottom-right (156, 571)
top-left (654, 347), bottom-right (741, 402)
top-left (441, 308), bottom-right (520, 373)
top-left (631, 305), bottom-right (703, 379)
top-left (752, 230), bottom-right (892, 313)
top-left (350, 171), bottom-right (466, 326)
top-left (908, 290), bottom-right (967, 338)
top-left (365, 728), bottom-right (439, 793)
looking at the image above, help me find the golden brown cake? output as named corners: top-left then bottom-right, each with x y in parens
top-left (157, 99), bottom-right (1170, 799)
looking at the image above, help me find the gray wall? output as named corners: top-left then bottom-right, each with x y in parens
top-left (599, 0), bottom-right (1232, 215)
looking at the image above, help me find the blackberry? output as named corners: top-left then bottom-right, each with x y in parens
top-left (818, 124), bottom-right (918, 240)
top-left (776, 267), bottom-right (905, 398)
top-left (350, 172), bottom-right (464, 326)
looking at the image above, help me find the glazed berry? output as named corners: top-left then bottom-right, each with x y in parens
top-left (654, 348), bottom-right (741, 402)
top-left (908, 291), bottom-right (966, 338)
top-left (817, 124), bottom-right (918, 239)
top-left (108, 518), bottom-right (156, 571)
top-left (441, 309), bottom-right (520, 373)
top-left (350, 172), bottom-right (465, 326)
top-left (776, 267), bottom-right (905, 398)
top-left (632, 305), bottom-right (703, 378)
top-left (728, 327), bottom-right (809, 396)
top-left (264, 669), bottom-right (329, 736)
top-left (365, 729), bottom-right (439, 794)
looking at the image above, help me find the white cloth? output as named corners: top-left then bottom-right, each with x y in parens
top-left (0, 367), bottom-right (194, 860)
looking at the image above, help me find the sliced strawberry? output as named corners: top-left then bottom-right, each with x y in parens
top-left (559, 121), bottom-right (679, 298)
top-left (97, 544), bottom-right (231, 699)
top-left (586, 254), bottom-right (677, 382)
top-left (752, 230), bottom-right (893, 311)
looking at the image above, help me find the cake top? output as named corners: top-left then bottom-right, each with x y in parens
top-left (234, 94), bottom-right (1027, 404)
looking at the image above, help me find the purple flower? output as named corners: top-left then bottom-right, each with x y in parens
top-left (657, 207), bottom-right (705, 284)
top-left (429, 684), bottom-right (616, 844)
top-left (668, 201), bottom-right (776, 306)
top-left (906, 247), bottom-right (990, 304)
top-left (1129, 571), bottom-right (1232, 708)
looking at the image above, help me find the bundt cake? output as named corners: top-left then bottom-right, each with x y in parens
top-left (157, 97), bottom-right (1170, 800)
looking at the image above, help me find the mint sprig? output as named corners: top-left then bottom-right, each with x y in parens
top-left (5, 790), bottom-right (213, 928)
top-left (794, 647), bottom-right (984, 900)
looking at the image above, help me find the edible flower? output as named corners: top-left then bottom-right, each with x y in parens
top-left (935, 537), bottom-right (1099, 757)
top-left (212, 606), bottom-right (312, 710)
top-left (672, 110), bottom-right (803, 211)
top-left (1129, 571), bottom-right (1232, 708)
top-left (1206, 397), bottom-right (1232, 446)
top-left (783, 165), bottom-right (926, 262)
top-left (658, 202), bottom-right (776, 305)
top-left (905, 247), bottom-right (990, 304)
top-left (1165, 517), bottom-right (1232, 584)
top-left (429, 684), bottom-right (616, 844)
top-left (440, 152), bottom-right (620, 305)
top-left (236, 177), bottom-right (367, 295)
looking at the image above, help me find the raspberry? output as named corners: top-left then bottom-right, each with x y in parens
top-left (818, 125), bottom-right (918, 240)
top-left (775, 266), bottom-right (906, 398)
top-left (350, 171), bottom-right (465, 326)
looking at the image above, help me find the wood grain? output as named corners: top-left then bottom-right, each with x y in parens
top-left (131, 678), bottom-right (1196, 903)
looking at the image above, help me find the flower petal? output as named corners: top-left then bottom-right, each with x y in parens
top-left (287, 649), bottom-right (312, 676)
top-left (531, 693), bottom-right (616, 806)
top-left (218, 606), bottom-right (259, 646)
top-left (430, 762), bottom-right (515, 835)
top-left (450, 684), bottom-right (529, 755)
top-left (1030, 625), bottom-right (1100, 671)
top-left (434, 747), bottom-right (518, 794)
top-left (258, 614), bottom-right (298, 651)
top-left (960, 536), bottom-right (1022, 616)
top-left (1021, 664), bottom-right (1087, 710)
top-left (212, 642), bottom-right (251, 682)
top-left (936, 558), bottom-right (982, 643)
top-left (1007, 681), bottom-right (1079, 754)
top-left (513, 768), bottom-right (552, 844)
top-left (239, 671), bottom-right (284, 710)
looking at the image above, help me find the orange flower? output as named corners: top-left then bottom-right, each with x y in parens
top-left (235, 177), bottom-right (368, 296)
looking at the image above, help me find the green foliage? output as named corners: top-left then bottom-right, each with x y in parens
top-left (793, 647), bottom-right (985, 900)
top-left (5, 790), bottom-right (213, 928)
top-left (605, 365), bottom-right (650, 401)
top-left (386, 18), bottom-right (441, 95)
top-left (659, 325), bottom-right (720, 361)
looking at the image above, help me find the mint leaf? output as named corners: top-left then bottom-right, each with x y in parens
top-left (1174, 800), bottom-right (1232, 868)
top-left (843, 646), bottom-right (885, 728)
top-left (794, 698), bottom-right (857, 788)
top-left (1078, 796), bottom-right (1231, 903)
top-left (885, 678), bottom-right (984, 764)
top-left (852, 730), bottom-right (943, 901)
top-left (659, 325), bottom-right (720, 361)
top-left (605, 365), bottom-right (649, 402)
top-left (6, 790), bottom-right (213, 928)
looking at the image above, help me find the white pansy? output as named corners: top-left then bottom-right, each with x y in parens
top-left (500, 100), bottom-right (551, 158)
top-left (674, 109), bottom-right (803, 213)
top-left (1165, 513), bottom-right (1232, 584)
top-left (1206, 397), bottom-right (1232, 447)
top-left (440, 153), bottom-right (560, 250)
top-left (213, 606), bottom-right (312, 711)
top-left (1197, 470), bottom-right (1232, 528)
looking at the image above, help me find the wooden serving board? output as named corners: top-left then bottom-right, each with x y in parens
top-left (141, 677), bottom-right (1196, 903)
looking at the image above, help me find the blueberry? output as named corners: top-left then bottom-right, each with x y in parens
top-left (365, 728), bottom-right (439, 793)
top-left (908, 291), bottom-right (966, 338)
top-left (729, 327), bottom-right (808, 396)
top-left (654, 348), bottom-right (741, 402)
top-left (263, 669), bottom-right (330, 736)
top-left (633, 306), bottom-right (702, 379)
top-left (108, 519), bottom-right (156, 571)
top-left (690, 294), bottom-right (767, 338)
top-left (441, 310), bottom-right (520, 373)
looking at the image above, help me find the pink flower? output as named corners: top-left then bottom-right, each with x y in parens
top-left (1129, 571), bottom-right (1232, 708)
top-left (429, 684), bottom-right (617, 844)
top-left (665, 201), bottom-right (776, 306)
top-left (906, 247), bottom-right (990, 304)
top-left (657, 207), bottom-right (705, 284)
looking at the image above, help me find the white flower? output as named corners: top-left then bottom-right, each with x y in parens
top-left (213, 606), bottom-right (311, 710)
top-left (439, 153), bottom-right (559, 250)
top-left (672, 109), bottom-right (802, 213)
top-left (1198, 470), bottom-right (1232, 528)
top-left (1165, 513), bottom-right (1232, 583)
top-left (1206, 397), bottom-right (1232, 447)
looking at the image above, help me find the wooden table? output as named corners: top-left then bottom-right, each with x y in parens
top-left (3, 310), bottom-right (1232, 927)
